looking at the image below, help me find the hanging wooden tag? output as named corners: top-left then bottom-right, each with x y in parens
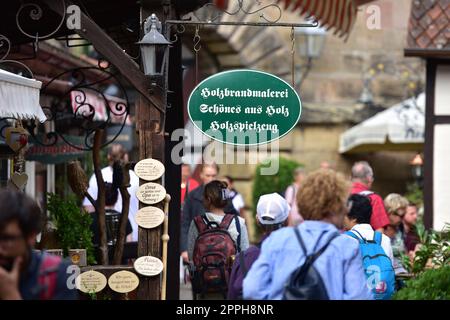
top-left (134, 158), bottom-right (165, 181)
top-left (134, 206), bottom-right (165, 229)
top-left (75, 270), bottom-right (107, 293)
top-left (133, 256), bottom-right (164, 277)
top-left (136, 182), bottom-right (166, 205)
top-left (5, 127), bottom-right (28, 152)
top-left (108, 270), bottom-right (140, 293)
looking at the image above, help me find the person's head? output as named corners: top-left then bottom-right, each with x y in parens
top-left (104, 183), bottom-right (119, 207)
top-left (256, 193), bottom-right (290, 234)
top-left (344, 194), bottom-right (372, 230)
top-left (223, 176), bottom-right (234, 190)
top-left (107, 144), bottom-right (127, 166)
top-left (404, 203), bottom-right (418, 227)
top-left (293, 167), bottom-right (305, 185)
top-left (351, 161), bottom-right (374, 188)
top-left (0, 189), bottom-right (43, 270)
top-left (200, 162), bottom-right (219, 185)
top-left (181, 164), bottom-right (191, 181)
top-left (320, 161), bottom-right (333, 170)
top-left (384, 193), bottom-right (409, 227)
top-left (297, 169), bottom-right (350, 228)
top-left (203, 180), bottom-right (228, 212)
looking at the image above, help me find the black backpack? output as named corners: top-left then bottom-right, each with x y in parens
top-left (283, 228), bottom-right (340, 300)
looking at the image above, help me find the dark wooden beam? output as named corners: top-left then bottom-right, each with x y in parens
top-left (424, 59), bottom-right (436, 230)
top-left (43, 0), bottom-right (165, 114)
top-left (405, 48), bottom-right (450, 59)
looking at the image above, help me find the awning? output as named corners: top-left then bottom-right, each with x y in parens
top-left (339, 93), bottom-right (425, 154)
top-left (0, 68), bottom-right (47, 122)
top-left (280, 0), bottom-right (375, 39)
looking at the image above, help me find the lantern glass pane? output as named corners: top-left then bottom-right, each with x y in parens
top-left (140, 45), bottom-right (156, 76)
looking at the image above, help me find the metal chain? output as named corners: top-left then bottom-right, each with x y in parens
top-left (291, 26), bottom-right (295, 88)
top-left (193, 25), bottom-right (201, 85)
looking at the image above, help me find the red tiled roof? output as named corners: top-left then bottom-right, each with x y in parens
top-left (406, 0), bottom-right (450, 56)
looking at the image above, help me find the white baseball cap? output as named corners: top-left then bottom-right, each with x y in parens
top-left (256, 193), bottom-right (290, 225)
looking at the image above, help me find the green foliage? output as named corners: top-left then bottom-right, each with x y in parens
top-left (393, 265), bottom-right (450, 300)
top-left (400, 220), bottom-right (450, 275)
top-left (404, 182), bottom-right (423, 207)
top-left (251, 157), bottom-right (302, 238)
top-left (47, 193), bottom-right (96, 264)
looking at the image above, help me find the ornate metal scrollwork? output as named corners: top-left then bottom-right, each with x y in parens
top-left (16, 0), bottom-right (67, 40)
top-left (193, 0), bottom-right (283, 24)
top-left (23, 59), bottom-right (130, 151)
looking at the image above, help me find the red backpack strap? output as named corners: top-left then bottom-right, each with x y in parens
top-left (194, 215), bottom-right (209, 234)
top-left (38, 254), bottom-right (62, 300)
top-left (219, 214), bottom-right (235, 230)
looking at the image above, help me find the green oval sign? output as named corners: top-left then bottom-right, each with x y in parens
top-left (187, 69), bottom-right (302, 146)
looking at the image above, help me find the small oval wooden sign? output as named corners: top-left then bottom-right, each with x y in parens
top-left (135, 206), bottom-right (165, 229)
top-left (108, 270), bottom-right (140, 293)
top-left (134, 158), bottom-right (165, 181)
top-left (134, 256), bottom-right (164, 277)
top-left (75, 270), bottom-right (107, 293)
top-left (136, 182), bottom-right (166, 205)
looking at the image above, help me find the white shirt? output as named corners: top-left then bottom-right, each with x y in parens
top-left (347, 224), bottom-right (395, 264)
top-left (82, 166), bottom-right (140, 241)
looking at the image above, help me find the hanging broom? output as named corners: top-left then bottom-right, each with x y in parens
top-left (67, 160), bottom-right (98, 213)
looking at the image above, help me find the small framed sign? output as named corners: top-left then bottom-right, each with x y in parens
top-left (108, 270), bottom-right (140, 293)
top-left (134, 206), bottom-right (165, 229)
top-left (136, 182), bottom-right (166, 205)
top-left (134, 158), bottom-right (165, 181)
top-left (75, 270), bottom-right (107, 293)
top-left (133, 256), bottom-right (164, 277)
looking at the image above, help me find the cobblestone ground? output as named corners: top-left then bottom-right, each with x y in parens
top-left (179, 281), bottom-right (193, 300)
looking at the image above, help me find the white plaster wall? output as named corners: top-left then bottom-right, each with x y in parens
top-left (433, 124), bottom-right (450, 231)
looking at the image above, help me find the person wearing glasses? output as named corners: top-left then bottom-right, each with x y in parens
top-left (0, 189), bottom-right (77, 300)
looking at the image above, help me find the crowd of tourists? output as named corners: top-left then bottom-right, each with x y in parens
top-left (181, 161), bottom-right (419, 300)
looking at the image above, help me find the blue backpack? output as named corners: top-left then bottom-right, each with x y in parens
top-left (346, 229), bottom-right (395, 300)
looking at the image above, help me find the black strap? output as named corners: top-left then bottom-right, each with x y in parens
top-left (310, 232), bottom-right (340, 262)
top-left (234, 215), bottom-right (241, 253)
top-left (293, 227), bottom-right (308, 255)
top-left (239, 252), bottom-right (247, 277)
top-left (350, 229), bottom-right (366, 242)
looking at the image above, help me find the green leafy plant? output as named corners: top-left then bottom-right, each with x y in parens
top-left (400, 221), bottom-right (450, 275)
top-left (393, 265), bottom-right (450, 300)
top-left (251, 157), bottom-right (302, 238)
top-left (47, 193), bottom-right (96, 264)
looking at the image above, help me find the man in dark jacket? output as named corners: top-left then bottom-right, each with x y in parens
top-left (180, 163), bottom-right (238, 263)
top-left (227, 193), bottom-right (289, 300)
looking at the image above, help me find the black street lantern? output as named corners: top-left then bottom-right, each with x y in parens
top-left (137, 14), bottom-right (171, 77)
top-left (410, 153), bottom-right (424, 185)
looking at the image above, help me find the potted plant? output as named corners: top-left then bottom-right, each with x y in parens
top-left (44, 192), bottom-right (96, 266)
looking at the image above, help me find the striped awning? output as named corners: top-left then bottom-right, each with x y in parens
top-left (280, 0), bottom-right (375, 39)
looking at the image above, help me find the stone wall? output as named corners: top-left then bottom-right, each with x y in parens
top-left (190, 0), bottom-right (424, 240)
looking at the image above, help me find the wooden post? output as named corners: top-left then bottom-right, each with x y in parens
top-left (136, 98), bottom-right (165, 299)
